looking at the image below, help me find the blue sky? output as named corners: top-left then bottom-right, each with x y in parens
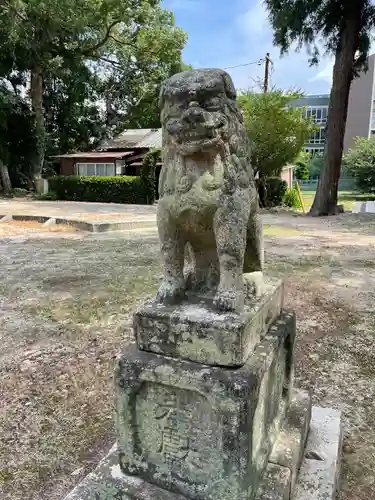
top-left (163, 0), bottom-right (335, 95)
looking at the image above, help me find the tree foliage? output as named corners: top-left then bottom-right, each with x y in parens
top-left (238, 89), bottom-right (315, 178)
top-left (265, 0), bottom-right (375, 215)
top-left (294, 151), bottom-right (310, 180)
top-left (0, 0), bottom-right (187, 185)
top-left (343, 137), bottom-right (375, 192)
top-left (0, 85), bottom-right (36, 191)
top-left (307, 154), bottom-right (324, 178)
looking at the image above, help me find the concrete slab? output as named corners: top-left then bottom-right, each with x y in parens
top-left (293, 406), bottom-right (343, 500)
top-left (0, 214), bottom-right (156, 232)
top-left (62, 406), bottom-right (342, 500)
top-left (0, 214), bottom-right (13, 222)
top-left (43, 217), bottom-right (57, 226)
top-left (352, 201), bottom-right (375, 213)
top-left (12, 214), bottom-right (50, 223)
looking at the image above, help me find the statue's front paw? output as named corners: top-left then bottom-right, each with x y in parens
top-left (156, 280), bottom-right (186, 305)
top-left (214, 288), bottom-right (244, 313)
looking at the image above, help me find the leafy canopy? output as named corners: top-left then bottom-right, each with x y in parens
top-left (238, 89), bottom-right (316, 178)
top-left (264, 0), bottom-right (375, 72)
top-left (343, 137), bottom-right (375, 192)
top-left (0, 0), bottom-right (187, 183)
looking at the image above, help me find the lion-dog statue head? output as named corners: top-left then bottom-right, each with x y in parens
top-left (159, 68), bottom-right (253, 196)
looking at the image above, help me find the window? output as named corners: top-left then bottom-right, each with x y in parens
top-left (96, 164), bottom-right (106, 176)
top-left (306, 147), bottom-right (324, 156)
top-left (371, 108), bottom-right (375, 129)
top-left (76, 163), bottom-right (115, 176)
top-left (304, 106), bottom-right (328, 124)
top-left (86, 164), bottom-right (96, 176)
top-left (308, 127), bottom-right (326, 145)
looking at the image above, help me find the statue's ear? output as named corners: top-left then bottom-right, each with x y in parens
top-left (222, 72), bottom-right (237, 101)
top-left (159, 83), bottom-right (166, 109)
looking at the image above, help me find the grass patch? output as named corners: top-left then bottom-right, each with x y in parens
top-left (297, 189), bottom-right (374, 211)
top-left (2, 214), bottom-right (375, 500)
top-left (264, 224), bottom-right (302, 237)
top-left (0, 234), bottom-right (161, 500)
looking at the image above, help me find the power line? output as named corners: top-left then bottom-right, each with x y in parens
top-left (224, 58), bottom-right (264, 70)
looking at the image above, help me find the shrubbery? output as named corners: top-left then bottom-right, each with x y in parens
top-left (49, 175), bottom-right (147, 204)
top-left (343, 137), bottom-right (375, 192)
top-left (140, 149), bottom-right (159, 204)
top-left (257, 177), bottom-right (288, 207)
top-left (283, 187), bottom-right (301, 209)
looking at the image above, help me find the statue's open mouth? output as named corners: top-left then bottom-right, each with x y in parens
top-left (179, 122), bottom-right (226, 143)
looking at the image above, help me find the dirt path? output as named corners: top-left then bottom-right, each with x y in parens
top-left (0, 212), bottom-right (374, 499)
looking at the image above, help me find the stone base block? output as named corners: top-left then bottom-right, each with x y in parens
top-left (134, 276), bottom-right (284, 367)
top-left (257, 464), bottom-right (291, 500)
top-left (115, 311), bottom-right (295, 500)
top-left (269, 390), bottom-right (312, 493)
top-left (62, 407), bottom-right (342, 500)
top-left (294, 406), bottom-right (343, 500)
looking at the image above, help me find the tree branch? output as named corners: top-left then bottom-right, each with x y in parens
top-left (98, 57), bottom-right (122, 67)
top-left (80, 20), bottom-right (122, 56)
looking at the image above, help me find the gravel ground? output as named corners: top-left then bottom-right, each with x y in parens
top-left (1, 212), bottom-right (375, 499)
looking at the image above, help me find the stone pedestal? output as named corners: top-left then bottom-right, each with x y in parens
top-left (114, 280), bottom-right (313, 500)
top-left (134, 277), bottom-right (284, 367)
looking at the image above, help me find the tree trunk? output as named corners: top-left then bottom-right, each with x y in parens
top-left (309, 6), bottom-right (363, 216)
top-left (0, 160), bottom-right (12, 193)
top-left (30, 65), bottom-right (45, 187)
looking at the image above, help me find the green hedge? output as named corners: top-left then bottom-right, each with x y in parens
top-left (256, 177), bottom-right (288, 207)
top-left (141, 149), bottom-right (159, 205)
top-left (49, 175), bottom-right (147, 204)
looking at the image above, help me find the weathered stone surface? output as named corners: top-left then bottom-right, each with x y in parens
top-left (135, 276), bottom-right (284, 366)
top-left (63, 444), bottom-right (187, 500)
top-left (62, 405), bottom-right (342, 500)
top-left (269, 390), bottom-right (312, 494)
top-left (293, 406), bottom-right (343, 500)
top-left (115, 311), bottom-right (295, 500)
top-left (156, 68), bottom-right (263, 314)
top-left (256, 464), bottom-right (291, 500)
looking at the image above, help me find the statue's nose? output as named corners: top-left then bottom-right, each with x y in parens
top-left (182, 102), bottom-right (205, 124)
top-left (189, 100), bottom-right (199, 108)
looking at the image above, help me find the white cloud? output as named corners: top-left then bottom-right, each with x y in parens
top-left (237, 0), bottom-right (269, 37)
top-left (309, 60), bottom-right (334, 84)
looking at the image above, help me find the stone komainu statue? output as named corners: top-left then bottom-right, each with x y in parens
top-left (156, 68), bottom-right (264, 313)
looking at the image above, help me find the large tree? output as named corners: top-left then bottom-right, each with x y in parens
top-left (0, 85), bottom-right (35, 192)
top-left (0, 0), bottom-right (186, 185)
top-left (98, 17), bottom-right (188, 132)
top-left (238, 89), bottom-right (315, 178)
top-left (265, 0), bottom-right (375, 216)
top-left (43, 61), bottom-right (107, 158)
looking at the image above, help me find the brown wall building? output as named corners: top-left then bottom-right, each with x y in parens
top-left (290, 53), bottom-right (375, 156)
top-left (344, 53), bottom-right (375, 152)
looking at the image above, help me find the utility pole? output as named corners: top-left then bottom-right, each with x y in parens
top-left (263, 53), bottom-right (271, 93)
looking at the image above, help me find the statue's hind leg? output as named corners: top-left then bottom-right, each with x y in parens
top-left (244, 210), bottom-right (264, 273)
top-left (243, 210), bottom-right (264, 297)
top-left (213, 192), bottom-right (250, 312)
